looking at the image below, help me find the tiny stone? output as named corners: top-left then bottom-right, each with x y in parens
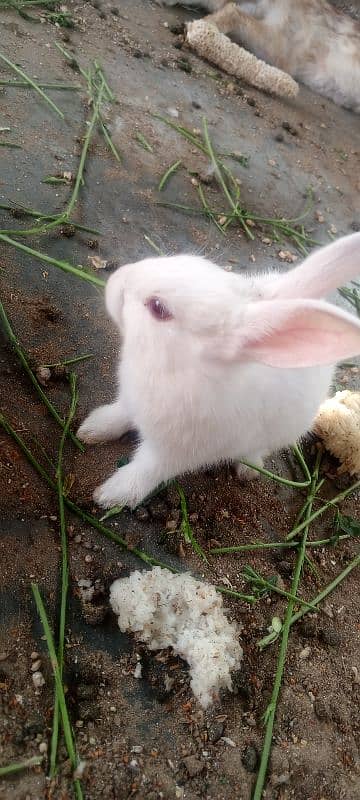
top-left (84, 554), bottom-right (93, 564)
top-left (74, 535), bottom-right (82, 544)
top-left (299, 646), bottom-right (311, 660)
top-left (282, 121), bottom-right (298, 136)
top-left (31, 659), bottom-right (42, 672)
top-left (39, 741), bottom-right (48, 754)
top-left (31, 651), bottom-right (39, 660)
top-left (32, 671), bottom-right (45, 689)
top-left (277, 560), bottom-right (293, 577)
top-left (242, 745), bottom-right (259, 772)
top-left (192, 100), bottom-right (202, 109)
top-left (207, 721), bottom-right (225, 743)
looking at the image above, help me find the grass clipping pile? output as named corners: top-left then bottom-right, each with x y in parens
top-left (110, 568), bottom-right (242, 708)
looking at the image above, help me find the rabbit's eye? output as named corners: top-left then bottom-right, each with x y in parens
top-left (145, 296), bottom-right (173, 321)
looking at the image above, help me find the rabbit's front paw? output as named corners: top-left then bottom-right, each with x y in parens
top-left (93, 467), bottom-right (145, 510)
top-left (236, 456), bottom-right (263, 482)
top-left (77, 402), bottom-right (131, 444)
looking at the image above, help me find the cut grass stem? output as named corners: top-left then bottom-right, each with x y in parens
top-left (50, 373), bottom-right (78, 778)
top-left (286, 479), bottom-right (360, 540)
top-left (177, 483), bottom-right (209, 564)
top-left (210, 533), bottom-right (351, 555)
top-left (155, 114), bottom-right (317, 252)
top-left (0, 233), bottom-right (105, 287)
top-left (0, 755), bottom-right (43, 777)
top-left (0, 51), bottom-right (64, 118)
top-left (31, 585), bottom-right (83, 799)
top-left (252, 452), bottom-right (321, 800)
top-left (0, 300), bottom-right (83, 451)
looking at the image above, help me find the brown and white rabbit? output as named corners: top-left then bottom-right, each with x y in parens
top-left (78, 233), bottom-right (360, 509)
top-left (158, 0), bottom-right (360, 112)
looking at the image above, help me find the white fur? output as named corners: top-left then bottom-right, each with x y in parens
top-left (77, 234), bottom-right (360, 509)
top-left (158, 0), bottom-right (360, 112)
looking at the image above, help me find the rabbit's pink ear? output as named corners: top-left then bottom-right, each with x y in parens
top-left (207, 299), bottom-right (360, 368)
top-left (267, 233), bottom-right (360, 300)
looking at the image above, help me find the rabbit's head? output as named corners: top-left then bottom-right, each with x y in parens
top-left (105, 233), bottom-right (360, 370)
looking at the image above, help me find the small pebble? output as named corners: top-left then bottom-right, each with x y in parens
top-left (74, 534), bottom-right (82, 544)
top-left (135, 506), bottom-right (150, 522)
top-left (299, 646), bottom-right (311, 660)
top-left (31, 651), bottom-right (39, 660)
top-left (31, 659), bottom-right (42, 672)
top-left (84, 554), bottom-right (93, 564)
top-left (207, 720), bottom-right (225, 744)
top-left (32, 671), bottom-right (45, 689)
top-left (39, 742), bottom-right (48, 754)
top-left (282, 120), bottom-right (298, 136)
top-left (242, 745), bottom-right (259, 773)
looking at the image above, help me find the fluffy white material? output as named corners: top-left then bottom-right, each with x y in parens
top-left (110, 568), bottom-right (242, 708)
top-left (186, 19), bottom-right (298, 98)
top-left (313, 390), bottom-right (360, 476)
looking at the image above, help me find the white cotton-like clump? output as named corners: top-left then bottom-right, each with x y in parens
top-left (313, 390), bottom-right (360, 476)
top-left (110, 568), bottom-right (242, 708)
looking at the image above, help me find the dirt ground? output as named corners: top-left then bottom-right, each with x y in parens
top-left (0, 1), bottom-right (360, 798)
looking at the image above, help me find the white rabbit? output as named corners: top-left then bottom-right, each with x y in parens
top-left (77, 233), bottom-right (360, 509)
top-left (158, 0), bottom-right (360, 112)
